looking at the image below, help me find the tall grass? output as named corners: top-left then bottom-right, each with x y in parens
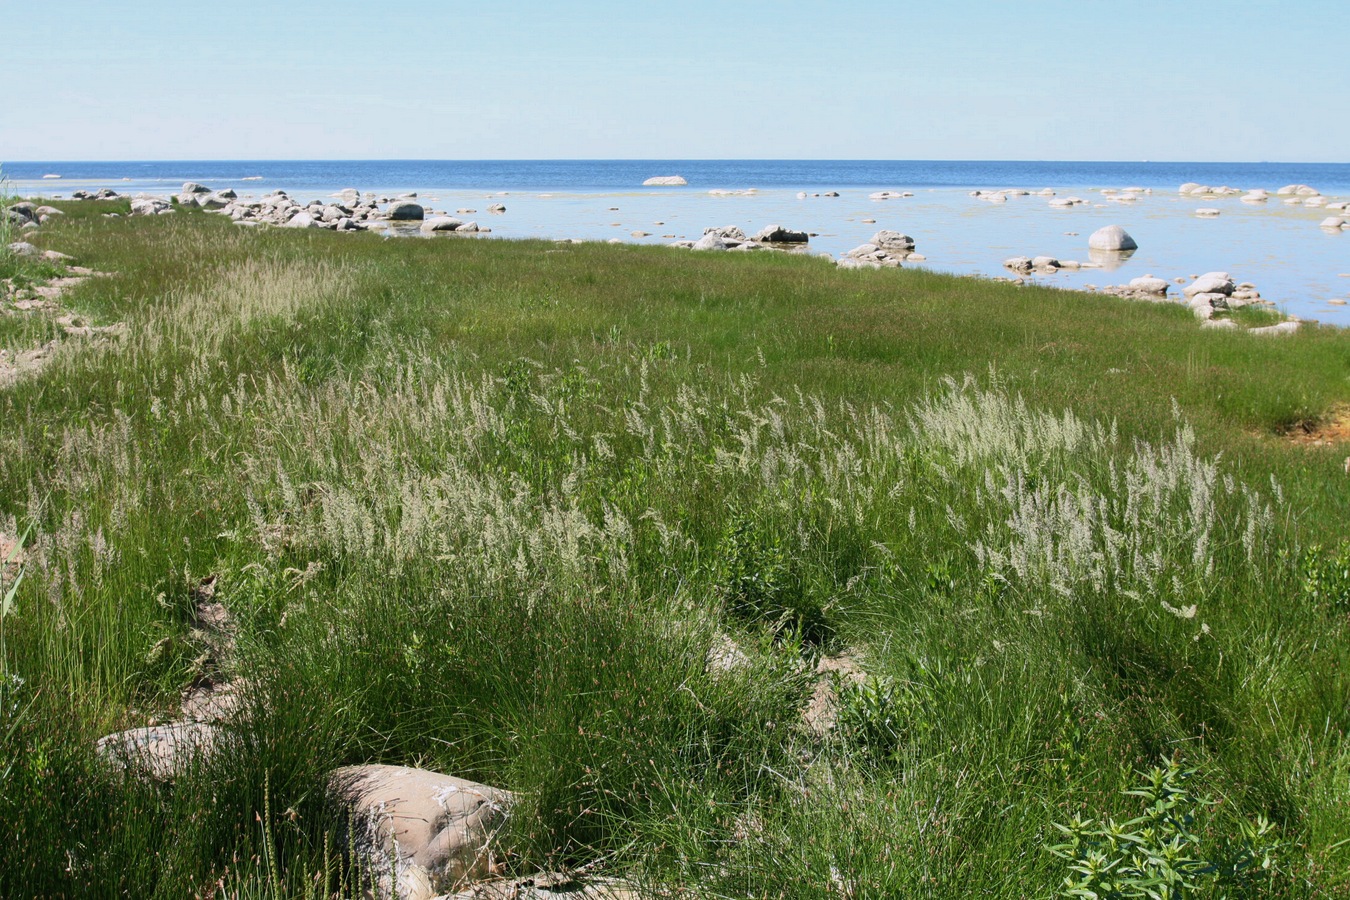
top-left (0, 206), bottom-right (1346, 896)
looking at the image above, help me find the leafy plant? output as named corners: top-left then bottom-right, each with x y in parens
top-left (1300, 541), bottom-right (1350, 613)
top-left (1048, 757), bottom-right (1281, 899)
top-left (714, 516), bottom-right (829, 641)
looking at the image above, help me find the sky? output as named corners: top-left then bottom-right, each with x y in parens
top-left (3, 0), bottom-right (1347, 162)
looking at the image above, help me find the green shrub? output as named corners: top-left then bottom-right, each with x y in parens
top-left (1300, 541), bottom-right (1350, 613)
top-left (1048, 757), bottom-right (1281, 899)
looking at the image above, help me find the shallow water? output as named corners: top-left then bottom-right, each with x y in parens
top-left (9, 160), bottom-right (1349, 324)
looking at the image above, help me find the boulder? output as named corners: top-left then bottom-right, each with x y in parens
top-left (642, 176), bottom-right (687, 186)
top-left (752, 224), bottom-right (808, 243)
top-left (1128, 276), bottom-right (1170, 295)
top-left (1031, 255), bottom-right (1060, 269)
top-left (330, 765), bottom-right (514, 900)
top-left (386, 201), bottom-right (425, 221)
top-left (284, 212), bottom-right (324, 229)
top-left (1250, 321), bottom-right (1300, 336)
top-left (130, 197), bottom-right (171, 216)
top-left (96, 723), bottom-right (221, 781)
top-left (6, 241), bottom-right (39, 257)
top-left (871, 230), bottom-right (915, 253)
top-left (181, 182), bottom-right (211, 194)
top-left (198, 194), bottom-right (229, 210)
top-left (455, 222), bottom-right (481, 233)
top-left (703, 225), bottom-right (748, 243)
top-left (487, 204), bottom-right (507, 213)
top-left (692, 233), bottom-right (728, 251)
top-left (1003, 256), bottom-right (1034, 272)
top-left (421, 217), bottom-right (466, 232)
top-left (1320, 217), bottom-right (1346, 229)
top-left (1087, 225), bottom-right (1137, 251)
top-left (1184, 272), bottom-right (1235, 297)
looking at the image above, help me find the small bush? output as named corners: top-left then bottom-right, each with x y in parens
top-left (1300, 542), bottom-right (1350, 613)
top-left (1048, 756), bottom-right (1281, 899)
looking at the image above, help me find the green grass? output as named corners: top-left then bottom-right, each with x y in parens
top-left (1, 204), bottom-right (1348, 897)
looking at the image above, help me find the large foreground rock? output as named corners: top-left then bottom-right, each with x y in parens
top-left (330, 765), bottom-right (515, 900)
top-left (642, 175), bottom-right (687, 186)
top-left (1087, 225), bottom-right (1137, 251)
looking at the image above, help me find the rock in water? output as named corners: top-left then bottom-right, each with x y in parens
top-left (1183, 272), bottom-right (1235, 298)
top-left (1128, 276), bottom-right (1170, 295)
top-left (753, 224), bottom-right (809, 243)
top-left (871, 230), bottom-right (915, 253)
top-left (385, 201), bottom-right (425, 221)
top-left (420, 216), bottom-right (465, 232)
top-left (643, 175), bottom-right (687, 186)
top-left (1088, 225), bottom-right (1138, 251)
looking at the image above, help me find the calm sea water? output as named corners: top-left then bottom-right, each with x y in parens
top-left (9, 160), bottom-right (1350, 324)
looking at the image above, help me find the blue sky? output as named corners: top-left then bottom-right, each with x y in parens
top-left (4, 0), bottom-right (1347, 161)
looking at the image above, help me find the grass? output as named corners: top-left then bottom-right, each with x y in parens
top-left (0, 203), bottom-right (1349, 897)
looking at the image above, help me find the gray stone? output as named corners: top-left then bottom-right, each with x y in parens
top-left (421, 217), bottom-right (465, 232)
top-left (96, 723), bottom-right (221, 781)
top-left (386, 201), bottom-right (425, 221)
top-left (752, 224), bottom-right (808, 243)
top-left (1031, 256), bottom-right (1060, 269)
top-left (704, 225), bottom-right (748, 242)
top-left (871, 230), bottom-right (915, 253)
top-left (1003, 256), bottom-right (1034, 272)
top-left (181, 182), bottom-right (211, 194)
top-left (1250, 321), bottom-right (1300, 336)
top-left (6, 241), bottom-right (39, 257)
top-left (284, 212), bottom-right (324, 229)
top-left (643, 175), bottom-right (687, 186)
top-left (1087, 225), bottom-right (1138, 251)
top-left (1128, 276), bottom-right (1170, 295)
top-left (692, 233), bottom-right (728, 251)
top-left (1183, 272), bottom-right (1235, 298)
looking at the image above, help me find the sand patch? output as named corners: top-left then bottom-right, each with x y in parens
top-left (1281, 404), bottom-right (1350, 447)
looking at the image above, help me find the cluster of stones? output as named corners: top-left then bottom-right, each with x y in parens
top-left (671, 223), bottom-right (811, 252)
top-left (1002, 255), bottom-right (1087, 273)
top-left (796, 190), bottom-right (841, 199)
top-left (1178, 182), bottom-right (1348, 226)
top-left (869, 190), bottom-right (914, 200)
top-left (838, 230), bottom-right (925, 268)
top-left (3, 203), bottom-right (126, 385)
top-left (5, 200), bottom-right (65, 231)
top-left (68, 188), bottom-right (125, 201)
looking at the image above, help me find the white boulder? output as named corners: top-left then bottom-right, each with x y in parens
top-left (1087, 225), bottom-right (1138, 251)
top-left (1184, 272), bottom-right (1235, 297)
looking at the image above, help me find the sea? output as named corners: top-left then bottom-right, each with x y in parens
top-left (8, 160), bottom-right (1350, 325)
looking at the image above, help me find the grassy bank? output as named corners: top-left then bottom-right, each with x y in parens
top-left (2, 202), bottom-right (1349, 898)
